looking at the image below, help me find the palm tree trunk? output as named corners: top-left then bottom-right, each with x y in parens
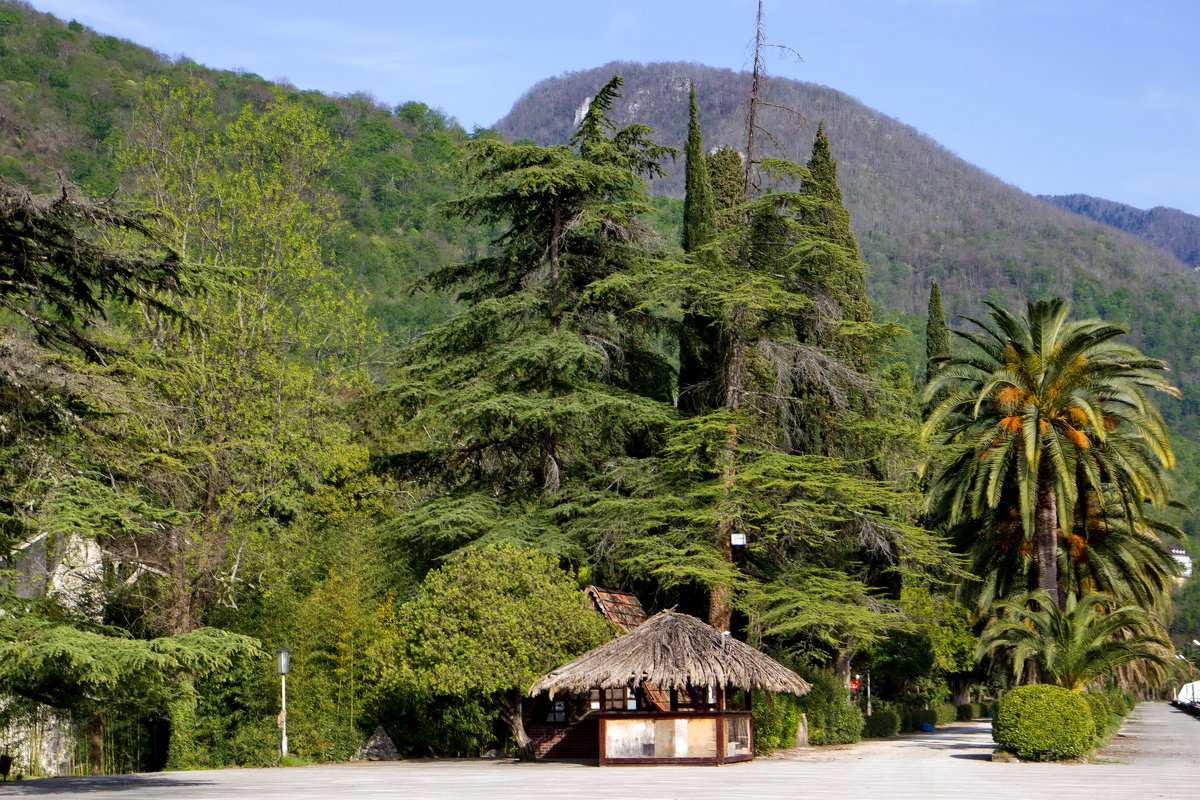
top-left (1035, 462), bottom-right (1062, 609)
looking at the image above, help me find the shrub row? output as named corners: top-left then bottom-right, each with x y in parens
top-left (864, 710), bottom-right (900, 738)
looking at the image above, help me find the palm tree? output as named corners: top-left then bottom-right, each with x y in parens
top-left (952, 487), bottom-right (1184, 618)
top-left (923, 298), bottom-right (1179, 608)
top-left (976, 590), bottom-right (1175, 690)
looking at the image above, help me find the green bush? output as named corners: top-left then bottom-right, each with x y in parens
top-left (935, 702), bottom-right (957, 725)
top-left (992, 685), bottom-right (1095, 761)
top-left (1081, 692), bottom-right (1112, 739)
top-left (1106, 689), bottom-right (1129, 716)
top-left (796, 669), bottom-right (864, 745)
top-left (864, 710), bottom-right (900, 738)
top-left (752, 690), bottom-right (804, 753)
top-left (956, 702), bottom-right (982, 721)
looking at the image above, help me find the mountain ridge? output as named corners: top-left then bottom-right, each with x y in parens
top-left (496, 61), bottom-right (1200, 328)
top-left (1041, 193), bottom-right (1200, 269)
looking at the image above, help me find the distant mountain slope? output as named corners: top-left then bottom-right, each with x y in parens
top-left (1041, 194), bottom-right (1200, 269)
top-left (496, 62), bottom-right (1200, 385)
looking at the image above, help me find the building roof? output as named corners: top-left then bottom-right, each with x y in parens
top-left (530, 610), bottom-right (812, 698)
top-left (584, 585), bottom-right (648, 633)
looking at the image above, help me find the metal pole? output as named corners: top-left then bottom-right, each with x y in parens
top-left (280, 673), bottom-right (288, 758)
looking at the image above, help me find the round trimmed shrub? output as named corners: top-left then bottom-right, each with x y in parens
top-left (1081, 692), bottom-right (1111, 738)
top-left (992, 685), bottom-right (1095, 761)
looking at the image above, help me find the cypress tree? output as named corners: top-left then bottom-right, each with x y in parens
top-left (682, 83), bottom-right (716, 254)
top-left (706, 146), bottom-right (745, 236)
top-left (925, 280), bottom-right (951, 376)
top-left (679, 86), bottom-right (724, 414)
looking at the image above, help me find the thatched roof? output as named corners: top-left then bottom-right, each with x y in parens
top-left (584, 585), bottom-right (648, 633)
top-left (530, 611), bottom-right (811, 698)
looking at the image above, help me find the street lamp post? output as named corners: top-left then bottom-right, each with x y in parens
top-left (277, 646), bottom-right (291, 759)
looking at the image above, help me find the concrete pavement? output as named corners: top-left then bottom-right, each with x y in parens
top-left (1, 702), bottom-right (1195, 800)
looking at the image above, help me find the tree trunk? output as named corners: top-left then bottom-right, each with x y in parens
top-left (89, 711), bottom-right (103, 775)
top-left (496, 690), bottom-right (534, 760)
top-left (540, 433), bottom-right (560, 497)
top-left (744, 1), bottom-right (764, 198)
top-left (834, 649), bottom-right (853, 688)
top-left (949, 674), bottom-right (971, 707)
top-left (1034, 461), bottom-right (1062, 609)
top-left (711, 316), bottom-right (746, 632)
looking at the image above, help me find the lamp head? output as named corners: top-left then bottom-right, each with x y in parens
top-left (277, 646), bottom-right (292, 675)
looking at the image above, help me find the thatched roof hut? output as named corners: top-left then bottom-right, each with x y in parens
top-left (530, 610), bottom-right (811, 698)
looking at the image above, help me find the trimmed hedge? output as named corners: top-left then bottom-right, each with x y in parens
top-left (935, 703), bottom-right (957, 725)
top-left (1081, 692), bottom-right (1112, 738)
top-left (992, 685), bottom-right (1095, 761)
top-left (864, 710), bottom-right (900, 738)
top-left (752, 690), bottom-right (804, 753)
top-left (956, 702), bottom-right (982, 721)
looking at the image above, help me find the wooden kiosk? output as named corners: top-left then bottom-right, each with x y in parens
top-left (529, 611), bottom-right (810, 766)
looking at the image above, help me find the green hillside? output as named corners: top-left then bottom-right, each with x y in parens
top-left (0, 0), bottom-right (475, 340)
top-left (1042, 193), bottom-right (1200, 269)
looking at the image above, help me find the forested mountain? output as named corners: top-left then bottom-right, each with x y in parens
top-left (497, 62), bottom-right (1200, 380)
top-left (1041, 194), bottom-right (1200, 269)
top-left (0, 0), bottom-right (475, 341)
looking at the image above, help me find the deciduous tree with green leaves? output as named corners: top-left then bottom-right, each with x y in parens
top-left (377, 546), bottom-right (613, 758)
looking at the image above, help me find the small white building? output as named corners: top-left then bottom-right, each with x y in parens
top-left (1169, 547), bottom-right (1193, 579)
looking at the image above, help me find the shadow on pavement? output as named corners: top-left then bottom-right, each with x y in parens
top-left (1, 774), bottom-right (213, 795)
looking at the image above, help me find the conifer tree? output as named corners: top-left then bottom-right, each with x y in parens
top-left (706, 146), bottom-right (746, 236)
top-left (925, 280), bottom-right (951, 380)
top-left (682, 83), bottom-right (716, 254)
top-left (377, 76), bottom-right (676, 573)
top-left (679, 83), bottom-right (722, 414)
top-left (794, 123), bottom-right (873, 369)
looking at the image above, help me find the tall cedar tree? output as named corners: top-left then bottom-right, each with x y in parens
top-left (794, 122), bottom-right (873, 370)
top-left (585, 103), bottom-right (953, 660)
top-left (707, 146), bottom-right (746, 236)
top-left (377, 76), bottom-right (676, 574)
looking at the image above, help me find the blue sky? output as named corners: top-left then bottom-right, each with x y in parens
top-left (33, 0), bottom-right (1200, 216)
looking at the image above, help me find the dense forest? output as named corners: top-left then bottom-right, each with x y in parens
top-left (1, 0), bottom-right (1197, 776)
top-left (497, 60), bottom-right (1200, 541)
top-left (1042, 193), bottom-right (1200, 269)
